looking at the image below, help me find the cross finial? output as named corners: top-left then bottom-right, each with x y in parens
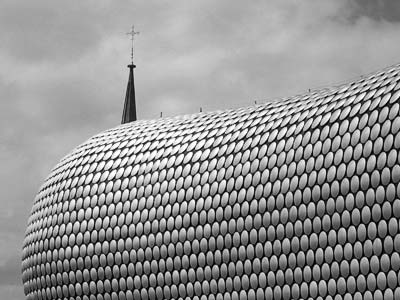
top-left (126, 25), bottom-right (139, 64)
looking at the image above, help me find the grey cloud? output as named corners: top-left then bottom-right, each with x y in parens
top-left (0, 1), bottom-right (116, 63)
top-left (351, 0), bottom-right (400, 22)
top-left (0, 256), bottom-right (21, 286)
top-left (0, 255), bottom-right (24, 299)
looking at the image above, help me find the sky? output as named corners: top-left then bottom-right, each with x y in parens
top-left (1, 0), bottom-right (400, 298)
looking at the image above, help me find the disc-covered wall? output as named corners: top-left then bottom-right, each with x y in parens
top-left (22, 64), bottom-right (400, 300)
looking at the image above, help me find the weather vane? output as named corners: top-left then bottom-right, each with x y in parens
top-left (126, 25), bottom-right (140, 64)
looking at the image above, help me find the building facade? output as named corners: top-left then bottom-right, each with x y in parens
top-left (22, 64), bottom-right (400, 299)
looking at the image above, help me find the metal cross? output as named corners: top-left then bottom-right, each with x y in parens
top-left (126, 25), bottom-right (140, 64)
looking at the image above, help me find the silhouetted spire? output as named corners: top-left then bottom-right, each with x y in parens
top-left (121, 64), bottom-right (137, 123)
top-left (122, 25), bottom-right (139, 124)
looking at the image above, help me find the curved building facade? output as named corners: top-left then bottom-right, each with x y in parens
top-left (22, 64), bottom-right (400, 300)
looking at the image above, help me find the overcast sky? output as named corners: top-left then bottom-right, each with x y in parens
top-left (2, 0), bottom-right (400, 298)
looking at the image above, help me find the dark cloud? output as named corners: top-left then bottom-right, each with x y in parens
top-left (1, 0), bottom-right (400, 297)
top-left (351, 0), bottom-right (400, 22)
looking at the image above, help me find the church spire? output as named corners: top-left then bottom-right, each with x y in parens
top-left (121, 25), bottom-right (139, 124)
top-left (121, 64), bottom-right (137, 123)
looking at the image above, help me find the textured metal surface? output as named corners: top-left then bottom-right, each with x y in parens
top-left (22, 64), bottom-right (400, 300)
